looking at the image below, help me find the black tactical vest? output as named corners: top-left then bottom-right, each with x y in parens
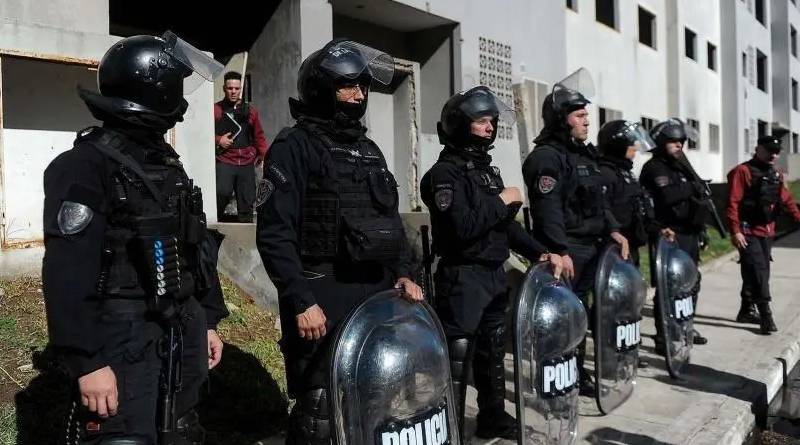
top-left (741, 161), bottom-right (782, 225)
top-left (298, 129), bottom-right (405, 265)
top-left (565, 150), bottom-right (607, 238)
top-left (215, 103), bottom-right (253, 149)
top-left (603, 163), bottom-right (652, 246)
top-left (431, 153), bottom-right (512, 264)
top-left (75, 127), bottom-right (207, 301)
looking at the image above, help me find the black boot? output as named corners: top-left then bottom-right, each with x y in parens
top-left (475, 409), bottom-right (518, 440)
top-left (758, 303), bottom-right (778, 334)
top-left (578, 369), bottom-right (596, 397)
top-left (692, 329), bottom-right (708, 345)
top-left (736, 301), bottom-right (761, 324)
top-left (473, 326), bottom-right (517, 440)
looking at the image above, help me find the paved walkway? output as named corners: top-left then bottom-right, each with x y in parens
top-left (465, 230), bottom-right (800, 444)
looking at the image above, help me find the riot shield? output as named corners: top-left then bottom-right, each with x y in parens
top-left (330, 289), bottom-right (459, 445)
top-left (654, 237), bottom-right (700, 379)
top-left (593, 245), bottom-right (647, 414)
top-left (513, 264), bottom-right (588, 445)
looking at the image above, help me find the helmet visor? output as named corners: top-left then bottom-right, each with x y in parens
top-left (319, 40), bottom-right (395, 86)
top-left (458, 87), bottom-right (517, 126)
top-left (162, 31), bottom-right (225, 94)
top-left (552, 67), bottom-right (595, 111)
top-left (619, 121), bottom-right (656, 152)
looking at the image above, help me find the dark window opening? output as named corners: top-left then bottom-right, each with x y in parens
top-left (596, 0), bottom-right (616, 29)
top-left (638, 7), bottom-right (656, 48)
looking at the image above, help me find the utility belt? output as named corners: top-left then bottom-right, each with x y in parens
top-left (566, 234), bottom-right (605, 246)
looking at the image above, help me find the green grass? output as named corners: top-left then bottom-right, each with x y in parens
top-left (0, 405), bottom-right (15, 445)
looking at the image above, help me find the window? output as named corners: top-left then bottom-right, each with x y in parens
top-left (639, 7), bottom-right (656, 48)
top-left (599, 106), bottom-right (622, 127)
top-left (793, 79), bottom-right (799, 111)
top-left (792, 26), bottom-right (798, 58)
top-left (707, 43), bottom-right (717, 71)
top-left (596, 0), bottom-right (617, 29)
top-left (686, 119), bottom-right (700, 149)
top-left (742, 52), bottom-right (747, 77)
top-left (793, 133), bottom-right (799, 154)
top-left (640, 116), bottom-right (656, 131)
top-left (685, 28), bottom-right (697, 61)
top-left (755, 0), bottom-right (766, 25)
top-left (756, 49), bottom-right (768, 92)
top-left (566, 0), bottom-right (578, 11)
top-left (757, 119), bottom-right (768, 139)
top-left (709, 124), bottom-right (720, 153)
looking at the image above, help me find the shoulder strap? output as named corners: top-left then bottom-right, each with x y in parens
top-left (77, 127), bottom-right (165, 207)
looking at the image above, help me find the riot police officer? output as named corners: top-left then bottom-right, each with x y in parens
top-left (521, 70), bottom-right (629, 392)
top-left (597, 120), bottom-right (656, 369)
top-left (255, 39), bottom-right (423, 445)
top-left (640, 118), bottom-right (709, 348)
top-left (42, 32), bottom-right (229, 444)
top-left (726, 135), bottom-right (800, 334)
top-left (597, 120), bottom-right (656, 268)
top-left (420, 86), bottom-right (562, 440)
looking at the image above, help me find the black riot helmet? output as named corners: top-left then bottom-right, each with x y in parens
top-left (86, 31), bottom-right (223, 120)
top-left (541, 68), bottom-right (594, 129)
top-left (297, 39), bottom-right (394, 119)
top-left (598, 120), bottom-right (656, 159)
top-left (649, 118), bottom-right (691, 151)
top-left (438, 86), bottom-right (515, 148)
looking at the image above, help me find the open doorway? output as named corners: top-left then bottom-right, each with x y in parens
top-left (0, 55), bottom-right (99, 247)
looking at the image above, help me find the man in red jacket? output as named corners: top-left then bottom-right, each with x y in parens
top-left (215, 71), bottom-right (268, 222)
top-left (727, 135), bottom-right (800, 334)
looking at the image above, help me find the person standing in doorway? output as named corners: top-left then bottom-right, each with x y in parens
top-left (215, 71), bottom-right (268, 223)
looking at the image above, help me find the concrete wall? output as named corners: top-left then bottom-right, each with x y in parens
top-left (0, 0), bottom-right (109, 35)
top-left (173, 81), bottom-right (218, 222)
top-left (675, 0), bottom-right (723, 180)
top-left (249, 0), bottom-right (333, 143)
top-left (566, 0), bottom-right (669, 142)
top-left (0, 57), bottom-right (100, 243)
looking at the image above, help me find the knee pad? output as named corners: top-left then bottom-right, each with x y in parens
top-left (448, 337), bottom-right (473, 385)
top-left (288, 388), bottom-right (331, 445)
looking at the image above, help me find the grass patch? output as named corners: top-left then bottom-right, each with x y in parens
top-left (0, 405), bottom-right (15, 445)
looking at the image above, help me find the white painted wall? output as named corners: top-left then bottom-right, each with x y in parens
top-left (676, 0), bottom-right (723, 181)
top-left (0, 0), bottom-right (108, 35)
top-left (173, 81), bottom-right (218, 223)
top-left (1, 57), bottom-right (99, 243)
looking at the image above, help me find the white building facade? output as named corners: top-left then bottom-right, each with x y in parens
top-left (2, 0), bottom-right (800, 247)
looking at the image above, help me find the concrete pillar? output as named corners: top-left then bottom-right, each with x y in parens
top-left (248, 0), bottom-right (333, 142)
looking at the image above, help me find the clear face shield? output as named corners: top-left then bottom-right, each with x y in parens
top-left (319, 40), bottom-right (395, 88)
top-left (162, 30), bottom-right (225, 94)
top-left (552, 67), bottom-right (595, 111)
top-left (618, 121), bottom-right (657, 152)
top-left (458, 87), bottom-right (517, 127)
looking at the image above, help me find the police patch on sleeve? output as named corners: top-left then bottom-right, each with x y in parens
top-left (433, 183), bottom-right (454, 211)
top-left (538, 175), bottom-right (557, 194)
top-left (254, 179), bottom-right (275, 207)
top-left (654, 176), bottom-right (670, 187)
top-left (57, 201), bottom-right (93, 235)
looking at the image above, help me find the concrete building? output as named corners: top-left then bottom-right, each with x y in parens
top-left (0, 0), bottom-right (217, 246)
top-left (3, 0), bottom-right (800, 249)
